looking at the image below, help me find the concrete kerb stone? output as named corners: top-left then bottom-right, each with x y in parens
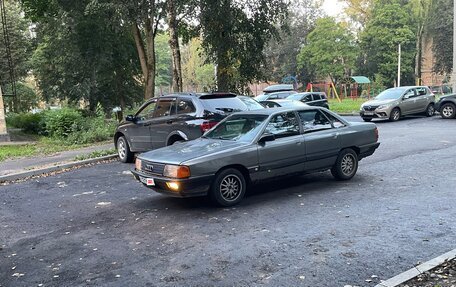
top-left (374, 248), bottom-right (456, 287)
top-left (0, 154), bottom-right (118, 183)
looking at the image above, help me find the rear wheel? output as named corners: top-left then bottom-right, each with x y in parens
top-left (362, 117), bottom-right (372, 122)
top-left (117, 136), bottom-right (134, 163)
top-left (331, 149), bottom-right (359, 181)
top-left (167, 136), bottom-right (184, 146)
top-left (425, 103), bottom-right (435, 117)
top-left (440, 103), bottom-right (456, 119)
top-left (389, 108), bottom-right (401, 122)
top-left (209, 168), bottom-right (246, 207)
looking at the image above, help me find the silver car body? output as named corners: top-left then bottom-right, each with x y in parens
top-left (132, 106), bottom-right (380, 198)
top-left (360, 86), bottom-right (435, 120)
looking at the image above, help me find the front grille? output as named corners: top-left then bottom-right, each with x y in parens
top-left (363, 105), bottom-right (379, 111)
top-left (140, 161), bottom-right (166, 175)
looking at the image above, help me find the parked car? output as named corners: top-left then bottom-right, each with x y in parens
top-left (114, 92), bottom-right (264, 163)
top-left (254, 91), bottom-right (297, 102)
top-left (260, 99), bottom-right (308, 108)
top-left (359, 86), bottom-right (435, 122)
top-left (237, 96), bottom-right (266, 110)
top-left (132, 106), bottom-right (380, 206)
top-left (435, 94), bottom-right (456, 119)
top-left (262, 84), bottom-right (294, 93)
top-left (287, 92), bottom-right (329, 109)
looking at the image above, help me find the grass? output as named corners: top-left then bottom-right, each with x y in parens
top-left (0, 145), bottom-right (38, 161)
top-left (74, 149), bottom-right (116, 161)
top-left (329, 98), bottom-right (369, 114)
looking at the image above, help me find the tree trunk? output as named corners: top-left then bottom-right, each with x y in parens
top-left (167, 0), bottom-right (183, 92)
top-left (132, 21), bottom-right (156, 100)
top-left (415, 24), bottom-right (424, 85)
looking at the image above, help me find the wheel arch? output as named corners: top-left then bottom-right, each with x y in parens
top-left (166, 130), bottom-right (188, 146)
top-left (215, 164), bottom-right (252, 185)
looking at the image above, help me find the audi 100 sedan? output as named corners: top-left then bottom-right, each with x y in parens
top-left (132, 107), bottom-right (380, 206)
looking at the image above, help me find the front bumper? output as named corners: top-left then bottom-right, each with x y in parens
top-left (359, 110), bottom-right (390, 119)
top-left (131, 169), bottom-right (213, 198)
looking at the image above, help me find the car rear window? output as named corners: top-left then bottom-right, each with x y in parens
top-left (200, 97), bottom-right (249, 114)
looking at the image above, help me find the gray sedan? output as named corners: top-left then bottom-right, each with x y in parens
top-left (132, 107), bottom-right (380, 206)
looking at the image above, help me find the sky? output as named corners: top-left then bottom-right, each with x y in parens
top-left (322, 0), bottom-right (347, 18)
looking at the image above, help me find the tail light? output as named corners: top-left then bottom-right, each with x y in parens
top-left (200, 121), bottom-right (218, 133)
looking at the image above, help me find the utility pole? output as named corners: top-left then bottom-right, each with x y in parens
top-left (397, 44), bottom-right (401, 87)
top-left (0, 86), bottom-right (10, 142)
top-left (453, 0), bottom-right (456, 92)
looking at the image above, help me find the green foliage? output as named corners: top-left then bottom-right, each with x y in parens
top-left (155, 33), bottom-right (173, 89)
top-left (0, 144), bottom-right (38, 162)
top-left (297, 17), bottom-right (358, 84)
top-left (181, 38), bottom-right (216, 91)
top-left (6, 112), bottom-right (45, 134)
top-left (74, 148), bottom-right (116, 161)
top-left (3, 82), bottom-right (40, 113)
top-left (199, 0), bottom-right (288, 91)
top-left (43, 108), bottom-right (84, 138)
top-left (359, 0), bottom-right (416, 86)
top-left (428, 0), bottom-right (452, 74)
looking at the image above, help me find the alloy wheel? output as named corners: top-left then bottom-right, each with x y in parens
top-left (427, 105), bottom-right (435, 116)
top-left (117, 138), bottom-right (126, 160)
top-left (442, 105), bottom-right (455, 118)
top-left (393, 110), bottom-right (400, 121)
top-left (341, 154), bottom-right (355, 176)
top-left (219, 174), bottom-right (242, 202)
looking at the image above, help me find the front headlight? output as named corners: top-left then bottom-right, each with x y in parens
top-left (163, 165), bottom-right (191, 178)
top-left (377, 105), bottom-right (389, 110)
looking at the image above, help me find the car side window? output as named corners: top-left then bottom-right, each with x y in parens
top-left (312, 94), bottom-right (321, 100)
top-left (136, 100), bottom-right (157, 121)
top-left (416, 87), bottom-right (427, 96)
top-left (298, 110), bottom-right (333, 132)
top-left (264, 112), bottom-right (300, 138)
top-left (403, 89), bottom-right (416, 99)
top-left (177, 98), bottom-right (196, 114)
top-left (321, 111), bottom-right (345, 128)
top-left (153, 98), bottom-right (176, 118)
top-left (303, 94), bottom-right (312, 102)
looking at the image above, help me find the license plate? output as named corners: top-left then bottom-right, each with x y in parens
top-left (139, 176), bottom-right (155, 186)
top-left (364, 111), bottom-right (374, 115)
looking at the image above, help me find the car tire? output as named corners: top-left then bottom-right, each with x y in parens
top-left (209, 168), bottom-right (246, 207)
top-left (117, 136), bottom-right (134, 163)
top-left (425, 103), bottom-right (435, 117)
top-left (331, 148), bottom-right (359, 181)
top-left (440, 103), bottom-right (456, 119)
top-left (389, 108), bottom-right (401, 122)
top-left (362, 117), bottom-right (372, 122)
top-left (168, 136), bottom-right (184, 146)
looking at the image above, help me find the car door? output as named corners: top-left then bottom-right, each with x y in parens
top-left (399, 89), bottom-right (417, 115)
top-left (174, 97), bottom-right (199, 141)
top-left (302, 94), bottom-right (314, 105)
top-left (149, 97), bottom-right (178, 148)
top-left (257, 112), bottom-right (306, 177)
top-left (414, 87), bottom-right (430, 112)
top-left (128, 99), bottom-right (157, 152)
top-left (312, 94), bottom-right (324, 107)
top-left (299, 110), bottom-right (341, 171)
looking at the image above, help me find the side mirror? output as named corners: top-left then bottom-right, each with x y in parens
top-left (259, 133), bottom-right (275, 144)
top-left (125, 115), bottom-right (135, 122)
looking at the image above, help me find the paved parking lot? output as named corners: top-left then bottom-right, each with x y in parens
top-left (1, 115), bottom-right (455, 286)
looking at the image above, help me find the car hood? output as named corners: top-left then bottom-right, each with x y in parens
top-left (137, 138), bottom-right (248, 165)
top-left (362, 99), bottom-right (397, 106)
top-left (438, 94), bottom-right (456, 101)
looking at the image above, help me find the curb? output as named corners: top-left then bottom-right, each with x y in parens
top-left (338, 113), bottom-right (359, 116)
top-left (374, 248), bottom-right (456, 287)
top-left (0, 154), bottom-right (118, 183)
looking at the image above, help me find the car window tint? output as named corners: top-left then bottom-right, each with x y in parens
top-left (404, 89), bottom-right (416, 98)
top-left (136, 100), bottom-right (156, 121)
top-left (261, 101), bottom-right (280, 108)
top-left (177, 98), bottom-right (196, 114)
top-left (416, 87), bottom-right (427, 96)
top-left (312, 94), bottom-right (321, 100)
top-left (200, 97), bottom-right (246, 114)
top-left (303, 94), bottom-right (312, 102)
top-left (269, 94), bottom-right (279, 99)
top-left (298, 110), bottom-right (333, 132)
top-left (264, 112), bottom-right (300, 138)
top-left (153, 98), bottom-right (176, 118)
top-left (322, 111), bottom-right (345, 128)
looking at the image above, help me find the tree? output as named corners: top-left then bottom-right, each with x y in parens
top-left (155, 33), bottom-right (173, 91)
top-left (199, 0), bottom-right (288, 92)
top-left (297, 17), bottom-right (358, 84)
top-left (181, 37), bottom-right (216, 91)
top-left (427, 0), bottom-right (452, 74)
top-left (0, 1), bottom-right (33, 92)
top-left (359, 0), bottom-right (416, 86)
top-left (264, 0), bottom-right (322, 83)
top-left (343, 0), bottom-right (373, 28)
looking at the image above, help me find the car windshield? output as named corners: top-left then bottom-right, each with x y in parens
top-left (238, 96), bottom-right (265, 110)
top-left (204, 114), bottom-right (268, 142)
top-left (375, 89), bottom-right (405, 100)
top-left (254, 94), bottom-right (268, 101)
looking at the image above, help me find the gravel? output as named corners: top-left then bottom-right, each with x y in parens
top-left (399, 258), bottom-right (456, 287)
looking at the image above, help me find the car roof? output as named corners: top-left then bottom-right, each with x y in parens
top-left (234, 105), bottom-right (319, 115)
top-left (263, 84), bottom-right (294, 93)
top-left (159, 92), bottom-right (238, 98)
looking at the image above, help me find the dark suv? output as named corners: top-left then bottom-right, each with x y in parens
top-left (287, 92), bottom-right (329, 109)
top-left (114, 93), bottom-right (264, 162)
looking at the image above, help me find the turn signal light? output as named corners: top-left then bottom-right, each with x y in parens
top-left (135, 158), bottom-right (142, 171)
top-left (163, 165), bottom-right (191, 178)
top-left (166, 182), bottom-right (180, 191)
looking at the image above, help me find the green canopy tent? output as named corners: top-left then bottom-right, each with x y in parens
top-left (341, 76), bottom-right (371, 99)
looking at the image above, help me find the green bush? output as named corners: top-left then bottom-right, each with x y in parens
top-left (43, 108), bottom-right (84, 138)
top-left (6, 112), bottom-right (46, 134)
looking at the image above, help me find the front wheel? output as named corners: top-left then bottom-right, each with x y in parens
top-left (117, 136), bottom-right (134, 163)
top-left (425, 103), bottom-right (435, 117)
top-left (209, 168), bottom-right (246, 207)
top-left (440, 103), bottom-right (456, 119)
top-left (331, 149), bottom-right (359, 181)
top-left (389, 108), bottom-right (401, 122)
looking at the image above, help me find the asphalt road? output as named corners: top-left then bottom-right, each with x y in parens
top-left (1, 115), bottom-right (456, 287)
